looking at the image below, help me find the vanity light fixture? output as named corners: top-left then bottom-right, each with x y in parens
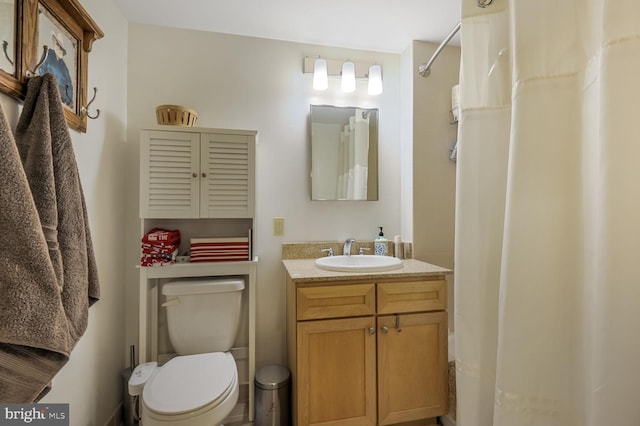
top-left (367, 64), bottom-right (383, 95)
top-left (303, 57), bottom-right (383, 95)
top-left (313, 58), bottom-right (328, 91)
top-left (341, 61), bottom-right (356, 93)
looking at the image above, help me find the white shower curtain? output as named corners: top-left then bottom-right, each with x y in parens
top-left (337, 111), bottom-right (369, 199)
top-left (455, 0), bottom-right (640, 425)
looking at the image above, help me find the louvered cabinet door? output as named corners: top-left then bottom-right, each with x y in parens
top-left (140, 130), bottom-right (200, 218)
top-left (200, 132), bottom-right (255, 218)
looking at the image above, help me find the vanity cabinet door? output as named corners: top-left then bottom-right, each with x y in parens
top-left (377, 311), bottom-right (448, 425)
top-left (296, 316), bottom-right (377, 426)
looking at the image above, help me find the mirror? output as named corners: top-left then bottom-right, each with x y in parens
top-left (0, 0), bottom-right (15, 76)
top-left (310, 105), bottom-right (379, 200)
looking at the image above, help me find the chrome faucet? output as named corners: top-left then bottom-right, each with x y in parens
top-left (343, 238), bottom-right (355, 256)
top-left (320, 248), bottom-right (334, 256)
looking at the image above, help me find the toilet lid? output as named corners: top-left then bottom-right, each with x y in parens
top-left (143, 352), bottom-right (236, 415)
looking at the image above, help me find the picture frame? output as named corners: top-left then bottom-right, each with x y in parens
top-left (0, 0), bottom-right (102, 133)
top-left (37, 3), bottom-right (78, 111)
top-left (0, 0), bottom-right (25, 99)
top-left (0, 0), bottom-right (16, 77)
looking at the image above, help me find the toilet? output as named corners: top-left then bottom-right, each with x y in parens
top-left (130, 277), bottom-right (245, 426)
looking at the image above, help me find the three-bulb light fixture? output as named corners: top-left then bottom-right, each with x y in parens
top-left (307, 57), bottom-right (383, 96)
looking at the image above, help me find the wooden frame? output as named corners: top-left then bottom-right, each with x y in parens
top-left (0, 0), bottom-right (102, 132)
top-left (0, 0), bottom-right (25, 99)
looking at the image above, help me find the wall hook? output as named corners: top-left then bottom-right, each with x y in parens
top-left (477, 0), bottom-right (494, 7)
top-left (2, 40), bottom-right (13, 66)
top-left (26, 45), bottom-right (49, 76)
top-left (81, 87), bottom-right (100, 119)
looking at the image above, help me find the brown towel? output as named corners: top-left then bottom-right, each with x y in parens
top-left (0, 344), bottom-right (67, 402)
top-left (0, 99), bottom-right (69, 401)
top-left (15, 74), bottom-right (100, 339)
top-left (0, 74), bottom-right (100, 401)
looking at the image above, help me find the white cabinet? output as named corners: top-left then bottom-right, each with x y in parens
top-left (138, 126), bottom-right (258, 422)
top-left (140, 128), bottom-right (256, 219)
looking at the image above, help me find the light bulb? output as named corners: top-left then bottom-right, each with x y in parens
top-left (341, 61), bottom-right (356, 93)
top-left (313, 58), bottom-right (328, 91)
top-left (368, 64), bottom-right (383, 96)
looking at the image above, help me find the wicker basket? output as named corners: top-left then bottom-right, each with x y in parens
top-left (155, 105), bottom-right (198, 127)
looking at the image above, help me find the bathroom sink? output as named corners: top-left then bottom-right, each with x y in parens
top-left (314, 255), bottom-right (403, 273)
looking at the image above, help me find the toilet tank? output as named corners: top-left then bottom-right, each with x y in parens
top-left (162, 277), bottom-right (245, 355)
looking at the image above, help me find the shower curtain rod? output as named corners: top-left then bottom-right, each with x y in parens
top-left (418, 21), bottom-right (460, 77)
top-left (418, 0), bottom-right (493, 77)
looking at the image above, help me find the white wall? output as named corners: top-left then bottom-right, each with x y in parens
top-left (411, 41), bottom-right (459, 268)
top-left (411, 41), bottom-right (460, 329)
top-left (400, 44), bottom-right (415, 243)
top-left (124, 24), bottom-right (402, 367)
top-left (0, 0), bottom-right (128, 424)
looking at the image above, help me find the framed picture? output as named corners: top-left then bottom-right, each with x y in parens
top-left (0, 0), bottom-right (102, 133)
top-left (0, 0), bottom-right (24, 99)
top-left (0, 0), bottom-right (16, 76)
top-left (37, 4), bottom-right (77, 111)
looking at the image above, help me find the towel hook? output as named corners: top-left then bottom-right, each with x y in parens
top-left (26, 45), bottom-right (49, 77)
top-left (2, 40), bottom-right (13, 66)
top-left (81, 87), bottom-right (100, 120)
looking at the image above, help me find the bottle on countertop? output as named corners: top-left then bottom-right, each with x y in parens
top-left (374, 226), bottom-right (388, 256)
top-left (393, 235), bottom-right (404, 259)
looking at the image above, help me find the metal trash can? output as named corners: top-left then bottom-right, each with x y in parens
top-left (255, 364), bottom-right (291, 426)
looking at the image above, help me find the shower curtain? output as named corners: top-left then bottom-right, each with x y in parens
top-left (455, 0), bottom-right (640, 425)
top-left (337, 110), bottom-right (369, 199)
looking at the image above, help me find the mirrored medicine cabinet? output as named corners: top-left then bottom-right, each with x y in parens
top-left (310, 105), bottom-right (379, 201)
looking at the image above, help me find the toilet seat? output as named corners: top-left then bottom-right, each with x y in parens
top-left (143, 352), bottom-right (237, 415)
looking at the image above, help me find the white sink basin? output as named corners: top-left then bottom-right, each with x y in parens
top-left (314, 255), bottom-right (403, 273)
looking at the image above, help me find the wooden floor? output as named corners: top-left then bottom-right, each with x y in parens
top-left (226, 418), bottom-right (444, 426)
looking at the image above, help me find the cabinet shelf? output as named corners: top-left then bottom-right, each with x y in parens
top-left (138, 258), bottom-right (258, 279)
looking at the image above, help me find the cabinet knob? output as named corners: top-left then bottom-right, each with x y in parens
top-left (368, 327), bottom-right (376, 335)
top-left (202, 172), bottom-right (207, 178)
top-left (192, 173), bottom-right (197, 178)
top-left (381, 326), bottom-right (389, 334)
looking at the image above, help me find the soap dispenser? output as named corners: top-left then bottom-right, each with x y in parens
top-left (374, 226), bottom-right (388, 256)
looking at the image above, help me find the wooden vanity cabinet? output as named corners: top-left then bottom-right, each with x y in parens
top-left (286, 276), bottom-right (448, 426)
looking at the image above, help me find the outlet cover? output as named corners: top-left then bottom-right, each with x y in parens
top-left (273, 217), bottom-right (285, 236)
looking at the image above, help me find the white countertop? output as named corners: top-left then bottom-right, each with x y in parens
top-left (283, 258), bottom-right (451, 283)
